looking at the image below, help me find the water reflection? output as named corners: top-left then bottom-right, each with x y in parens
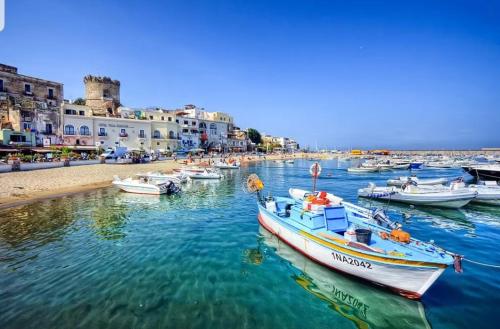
top-left (259, 226), bottom-right (432, 329)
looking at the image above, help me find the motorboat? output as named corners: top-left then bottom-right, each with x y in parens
top-left (348, 166), bottom-right (379, 173)
top-left (426, 161), bottom-right (454, 169)
top-left (112, 175), bottom-right (180, 195)
top-left (468, 181), bottom-right (500, 206)
top-left (213, 161), bottom-right (240, 169)
top-left (358, 182), bottom-right (477, 209)
top-left (387, 176), bottom-right (448, 187)
top-left (409, 162), bottom-right (424, 170)
top-left (245, 175), bottom-right (460, 299)
top-left (136, 171), bottom-right (189, 184)
top-left (259, 226), bottom-right (432, 329)
top-left (183, 168), bottom-right (223, 179)
top-left (391, 163), bottom-right (410, 170)
top-left (462, 164), bottom-right (500, 181)
top-left (286, 159), bottom-right (295, 164)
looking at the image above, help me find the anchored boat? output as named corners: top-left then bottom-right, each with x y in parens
top-left (112, 175), bottom-right (180, 195)
top-left (468, 181), bottom-right (500, 206)
top-left (213, 161), bottom-right (240, 169)
top-left (387, 176), bottom-right (448, 187)
top-left (245, 173), bottom-right (461, 299)
top-left (358, 181), bottom-right (477, 209)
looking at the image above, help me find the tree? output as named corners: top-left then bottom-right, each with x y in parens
top-left (73, 98), bottom-right (86, 105)
top-left (247, 128), bottom-right (262, 145)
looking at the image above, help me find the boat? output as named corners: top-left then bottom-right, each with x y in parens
top-left (348, 166), bottom-right (379, 173)
top-left (387, 176), bottom-right (448, 187)
top-left (213, 161), bottom-right (240, 169)
top-left (183, 168), bottom-right (223, 179)
top-left (259, 226), bottom-right (433, 329)
top-left (136, 171), bottom-right (189, 184)
top-left (409, 162), bottom-right (423, 170)
top-left (358, 181), bottom-right (477, 209)
top-left (286, 159), bottom-right (295, 164)
top-left (468, 181), bottom-right (500, 206)
top-left (245, 175), bottom-right (460, 299)
top-left (462, 164), bottom-right (500, 181)
top-left (392, 164), bottom-right (410, 170)
top-left (112, 175), bottom-right (180, 195)
top-left (426, 161), bottom-right (454, 169)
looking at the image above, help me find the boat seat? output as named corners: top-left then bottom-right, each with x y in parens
top-left (275, 201), bottom-right (288, 217)
top-left (324, 206), bottom-right (348, 233)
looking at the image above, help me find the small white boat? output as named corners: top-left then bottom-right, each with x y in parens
top-left (183, 168), bottom-right (223, 179)
top-left (387, 176), bottom-right (448, 187)
top-left (286, 159), bottom-right (295, 164)
top-left (348, 166), bottom-right (379, 173)
top-left (358, 182), bottom-right (477, 209)
top-left (112, 176), bottom-right (180, 195)
top-left (391, 164), bottom-right (410, 170)
top-left (468, 181), bottom-right (500, 206)
top-left (136, 172), bottom-right (189, 184)
top-left (213, 161), bottom-right (240, 169)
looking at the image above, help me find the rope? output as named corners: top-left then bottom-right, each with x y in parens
top-left (463, 258), bottom-right (500, 268)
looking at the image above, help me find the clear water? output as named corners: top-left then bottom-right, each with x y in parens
top-left (0, 159), bottom-right (499, 329)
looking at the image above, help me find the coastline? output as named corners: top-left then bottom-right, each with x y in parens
top-left (0, 153), bottom-right (318, 210)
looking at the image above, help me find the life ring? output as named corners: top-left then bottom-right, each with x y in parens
top-left (309, 163), bottom-right (322, 177)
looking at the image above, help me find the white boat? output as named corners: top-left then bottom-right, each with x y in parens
top-left (213, 161), bottom-right (240, 169)
top-left (136, 171), bottom-right (189, 184)
top-left (247, 177), bottom-right (459, 299)
top-left (468, 181), bottom-right (500, 206)
top-left (358, 182), bottom-right (477, 209)
top-left (348, 166), bottom-right (379, 173)
top-left (286, 159), bottom-right (295, 164)
top-left (183, 168), bottom-right (223, 179)
top-left (112, 176), bottom-right (180, 195)
top-left (391, 164), bottom-right (410, 170)
top-left (426, 161), bottom-right (454, 169)
top-left (387, 176), bottom-right (448, 187)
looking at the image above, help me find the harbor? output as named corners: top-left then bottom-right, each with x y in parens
top-left (1, 157), bottom-right (499, 329)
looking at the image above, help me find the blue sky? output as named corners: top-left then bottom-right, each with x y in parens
top-left (1, 0), bottom-right (499, 149)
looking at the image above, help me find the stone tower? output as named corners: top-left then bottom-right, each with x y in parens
top-left (84, 75), bottom-right (120, 116)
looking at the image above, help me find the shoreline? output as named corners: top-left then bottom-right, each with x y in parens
top-left (0, 153), bottom-right (317, 210)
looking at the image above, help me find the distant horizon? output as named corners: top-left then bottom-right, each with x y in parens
top-left (1, 0), bottom-right (499, 149)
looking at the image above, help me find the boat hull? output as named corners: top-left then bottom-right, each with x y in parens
top-left (258, 206), bottom-right (446, 299)
top-left (358, 190), bottom-right (475, 208)
top-left (112, 182), bottom-right (163, 195)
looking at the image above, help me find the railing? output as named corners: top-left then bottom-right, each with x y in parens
top-left (138, 134), bottom-right (146, 139)
top-left (119, 133), bottom-right (128, 137)
top-left (98, 132), bottom-right (107, 136)
top-left (64, 132), bottom-right (76, 136)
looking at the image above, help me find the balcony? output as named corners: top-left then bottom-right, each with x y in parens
top-left (23, 91), bottom-right (33, 96)
top-left (119, 132), bottom-right (128, 137)
top-left (98, 132), bottom-right (107, 137)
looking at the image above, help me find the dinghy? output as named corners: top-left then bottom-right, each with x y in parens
top-left (112, 176), bottom-right (180, 195)
top-left (348, 166), bottom-right (379, 173)
top-left (387, 176), bottom-right (448, 187)
top-left (468, 181), bottom-right (500, 206)
top-left (245, 175), bottom-right (460, 299)
top-left (183, 168), bottom-right (223, 179)
top-left (213, 161), bottom-right (240, 169)
top-left (358, 182), bottom-right (477, 209)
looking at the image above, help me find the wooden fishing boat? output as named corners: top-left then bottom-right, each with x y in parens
top-left (245, 174), bottom-right (461, 299)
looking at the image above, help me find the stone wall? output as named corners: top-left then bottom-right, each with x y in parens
top-left (84, 75), bottom-right (120, 116)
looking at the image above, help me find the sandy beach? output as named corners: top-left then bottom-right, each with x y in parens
top-left (0, 153), bottom-right (317, 209)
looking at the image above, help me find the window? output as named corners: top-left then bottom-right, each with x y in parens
top-left (23, 122), bottom-right (32, 130)
top-left (64, 125), bottom-right (75, 135)
top-left (153, 130), bottom-right (161, 138)
top-left (48, 88), bottom-right (54, 99)
top-left (98, 128), bottom-right (106, 136)
top-left (80, 126), bottom-right (90, 136)
top-left (192, 121), bottom-right (196, 126)
top-left (139, 130), bottom-right (145, 138)
top-left (184, 120), bottom-right (188, 125)
top-left (103, 89), bottom-right (110, 98)
top-left (24, 84), bottom-right (31, 93)
top-left (182, 129), bottom-right (188, 133)
top-left (169, 131), bottom-right (175, 139)
top-left (210, 123), bottom-right (217, 135)
top-left (176, 119), bottom-right (179, 123)
top-left (161, 116), bottom-right (164, 121)
top-left (120, 128), bottom-right (127, 137)
top-left (0, 79), bottom-right (3, 91)
top-left (168, 117), bottom-right (172, 122)
top-left (149, 116), bottom-right (153, 120)
top-left (79, 111), bottom-right (85, 116)
top-left (45, 123), bottom-right (53, 134)
top-left (65, 109), bottom-right (77, 115)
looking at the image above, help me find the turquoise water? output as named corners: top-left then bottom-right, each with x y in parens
top-left (0, 159), bottom-right (499, 329)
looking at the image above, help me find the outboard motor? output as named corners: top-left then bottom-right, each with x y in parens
top-left (372, 208), bottom-right (400, 229)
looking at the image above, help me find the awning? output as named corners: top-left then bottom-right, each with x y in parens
top-left (0, 148), bottom-right (20, 152)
